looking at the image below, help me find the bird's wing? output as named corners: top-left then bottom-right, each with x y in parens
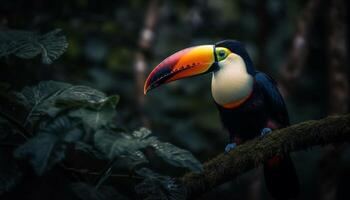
top-left (255, 71), bottom-right (290, 126)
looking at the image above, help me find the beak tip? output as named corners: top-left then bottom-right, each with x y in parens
top-left (143, 82), bottom-right (150, 95)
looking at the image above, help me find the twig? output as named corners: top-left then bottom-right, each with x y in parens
top-left (93, 157), bottom-right (119, 189)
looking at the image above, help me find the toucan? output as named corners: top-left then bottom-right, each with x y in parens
top-left (144, 40), bottom-right (299, 199)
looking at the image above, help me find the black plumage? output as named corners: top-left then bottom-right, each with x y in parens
top-left (215, 40), bottom-right (299, 199)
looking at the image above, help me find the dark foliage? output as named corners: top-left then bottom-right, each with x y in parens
top-left (0, 33), bottom-right (201, 199)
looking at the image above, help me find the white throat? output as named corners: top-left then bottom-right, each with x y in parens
top-left (211, 54), bottom-right (254, 106)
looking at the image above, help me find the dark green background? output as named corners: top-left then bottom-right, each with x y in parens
top-left (1, 0), bottom-right (349, 199)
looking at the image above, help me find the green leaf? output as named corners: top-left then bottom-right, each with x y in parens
top-left (74, 141), bottom-right (105, 159)
top-left (71, 182), bottom-right (128, 200)
top-left (0, 29), bottom-right (68, 64)
top-left (17, 81), bottom-right (71, 124)
top-left (94, 129), bottom-right (149, 168)
top-left (16, 81), bottom-right (109, 126)
top-left (151, 142), bottom-right (203, 173)
top-left (38, 29), bottom-right (69, 64)
top-left (66, 95), bottom-right (119, 129)
top-left (135, 168), bottom-right (186, 200)
top-left (14, 117), bottom-right (82, 175)
top-left (94, 128), bottom-right (202, 172)
top-left (133, 128), bottom-right (202, 172)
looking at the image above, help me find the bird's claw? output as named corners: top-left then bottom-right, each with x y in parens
top-left (260, 128), bottom-right (272, 137)
top-left (224, 143), bottom-right (237, 154)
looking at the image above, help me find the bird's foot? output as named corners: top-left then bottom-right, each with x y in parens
top-left (260, 127), bottom-right (272, 137)
top-left (224, 143), bottom-right (237, 154)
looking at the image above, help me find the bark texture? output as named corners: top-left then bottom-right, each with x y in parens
top-left (181, 114), bottom-right (350, 199)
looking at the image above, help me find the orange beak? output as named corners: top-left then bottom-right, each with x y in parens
top-left (144, 45), bottom-right (216, 94)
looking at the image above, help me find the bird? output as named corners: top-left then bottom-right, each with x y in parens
top-left (143, 40), bottom-right (299, 199)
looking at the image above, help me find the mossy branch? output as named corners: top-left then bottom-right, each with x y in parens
top-left (181, 114), bottom-right (350, 199)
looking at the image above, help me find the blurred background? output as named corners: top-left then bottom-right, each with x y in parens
top-left (0, 0), bottom-right (349, 199)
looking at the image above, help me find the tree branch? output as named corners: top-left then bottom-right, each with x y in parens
top-left (181, 114), bottom-right (350, 199)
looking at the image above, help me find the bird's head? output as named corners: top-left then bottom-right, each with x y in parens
top-left (144, 40), bottom-right (255, 95)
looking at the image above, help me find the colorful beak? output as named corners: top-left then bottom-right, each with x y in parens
top-left (144, 45), bottom-right (215, 94)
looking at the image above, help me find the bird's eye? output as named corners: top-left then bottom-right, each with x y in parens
top-left (219, 50), bottom-right (226, 58)
top-left (215, 47), bottom-right (230, 61)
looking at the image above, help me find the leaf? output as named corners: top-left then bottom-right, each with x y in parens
top-left (38, 29), bottom-right (69, 64)
top-left (17, 81), bottom-right (71, 124)
top-left (14, 117), bottom-right (82, 175)
top-left (133, 128), bottom-right (202, 172)
top-left (94, 129), bottom-right (149, 168)
top-left (0, 29), bottom-right (68, 64)
top-left (135, 168), bottom-right (186, 200)
top-left (74, 141), bottom-right (105, 159)
top-left (66, 95), bottom-right (119, 129)
top-left (151, 142), bottom-right (203, 173)
top-left (16, 81), bottom-right (110, 126)
top-left (71, 182), bottom-right (128, 200)
top-left (94, 128), bottom-right (202, 172)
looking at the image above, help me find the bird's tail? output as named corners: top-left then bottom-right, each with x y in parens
top-left (263, 154), bottom-right (299, 200)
